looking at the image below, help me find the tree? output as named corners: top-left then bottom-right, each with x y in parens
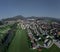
top-left (0, 21), bottom-right (3, 25)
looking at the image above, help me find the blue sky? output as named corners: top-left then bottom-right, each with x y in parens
top-left (0, 0), bottom-right (60, 19)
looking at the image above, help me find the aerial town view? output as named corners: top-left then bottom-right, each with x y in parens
top-left (0, 0), bottom-right (60, 52)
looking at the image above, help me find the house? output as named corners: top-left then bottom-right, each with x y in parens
top-left (4, 20), bottom-right (16, 25)
top-left (58, 32), bottom-right (60, 35)
top-left (46, 35), bottom-right (50, 39)
top-left (44, 39), bottom-right (52, 47)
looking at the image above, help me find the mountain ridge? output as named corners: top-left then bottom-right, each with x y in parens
top-left (2, 15), bottom-right (60, 22)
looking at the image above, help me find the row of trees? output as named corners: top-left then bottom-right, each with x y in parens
top-left (0, 23), bottom-right (17, 52)
top-left (0, 21), bottom-right (3, 25)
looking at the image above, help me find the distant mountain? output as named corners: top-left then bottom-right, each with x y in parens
top-left (2, 15), bottom-right (25, 21)
top-left (39, 17), bottom-right (60, 23)
top-left (2, 15), bottom-right (60, 23)
top-left (26, 16), bottom-right (38, 19)
top-left (27, 16), bottom-right (60, 23)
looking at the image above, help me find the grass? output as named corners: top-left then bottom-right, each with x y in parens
top-left (42, 44), bottom-right (60, 52)
top-left (38, 40), bottom-right (44, 46)
top-left (7, 26), bottom-right (39, 52)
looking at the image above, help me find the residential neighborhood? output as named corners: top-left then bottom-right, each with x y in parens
top-left (21, 19), bottom-right (60, 51)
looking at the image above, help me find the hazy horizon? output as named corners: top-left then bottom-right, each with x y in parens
top-left (0, 0), bottom-right (60, 19)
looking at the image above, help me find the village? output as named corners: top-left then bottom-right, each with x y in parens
top-left (20, 19), bottom-right (60, 51)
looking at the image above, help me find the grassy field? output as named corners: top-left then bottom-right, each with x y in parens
top-left (7, 26), bottom-right (38, 52)
top-left (42, 44), bottom-right (60, 52)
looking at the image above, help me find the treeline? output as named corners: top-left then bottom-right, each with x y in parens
top-left (0, 21), bottom-right (3, 25)
top-left (0, 23), bottom-right (17, 52)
